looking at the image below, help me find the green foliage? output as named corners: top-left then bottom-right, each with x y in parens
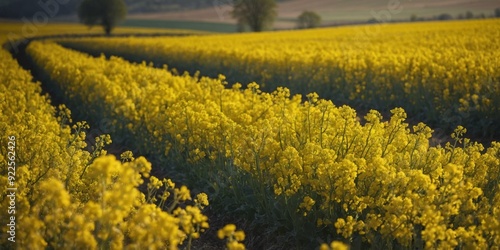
top-left (297, 11), bottom-right (322, 29)
top-left (437, 13), bottom-right (453, 20)
top-left (465, 10), bottom-right (474, 19)
top-left (78, 0), bottom-right (127, 35)
top-left (410, 14), bottom-right (418, 22)
top-left (495, 8), bottom-right (500, 18)
top-left (232, 0), bottom-right (277, 32)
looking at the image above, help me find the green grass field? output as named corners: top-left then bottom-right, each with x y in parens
top-left (121, 19), bottom-right (236, 33)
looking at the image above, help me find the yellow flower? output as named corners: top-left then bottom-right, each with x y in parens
top-left (195, 193), bottom-right (209, 208)
top-left (218, 224), bottom-right (237, 239)
top-left (148, 176), bottom-right (163, 190)
top-left (176, 185), bottom-right (191, 201)
top-left (218, 224), bottom-right (246, 250)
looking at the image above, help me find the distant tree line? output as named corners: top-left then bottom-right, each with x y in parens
top-left (410, 8), bottom-right (500, 22)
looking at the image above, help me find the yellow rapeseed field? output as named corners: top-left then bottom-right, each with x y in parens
top-left (57, 19), bottom-right (500, 139)
top-left (0, 22), bottom-right (201, 38)
top-left (27, 39), bottom-right (500, 249)
top-left (0, 24), bottom-right (212, 250)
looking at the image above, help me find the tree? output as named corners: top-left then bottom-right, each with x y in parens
top-left (465, 11), bottom-right (474, 19)
top-left (232, 0), bottom-right (277, 32)
top-left (496, 8), bottom-right (500, 18)
top-left (297, 11), bottom-right (322, 29)
top-left (437, 13), bottom-right (453, 21)
top-left (410, 14), bottom-right (418, 22)
top-left (78, 0), bottom-right (127, 35)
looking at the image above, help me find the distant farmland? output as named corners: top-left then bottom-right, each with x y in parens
top-left (129, 0), bottom-right (500, 29)
top-left (121, 19), bottom-right (236, 33)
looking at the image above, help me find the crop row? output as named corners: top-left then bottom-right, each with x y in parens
top-left (57, 19), bottom-right (500, 139)
top-left (0, 34), bottom-right (210, 250)
top-left (27, 40), bottom-right (500, 249)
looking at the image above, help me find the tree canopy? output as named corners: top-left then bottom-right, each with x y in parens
top-left (297, 11), bottom-right (322, 29)
top-left (78, 0), bottom-right (127, 35)
top-left (232, 0), bottom-right (277, 32)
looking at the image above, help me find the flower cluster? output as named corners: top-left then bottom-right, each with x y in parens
top-left (218, 224), bottom-right (246, 250)
top-left (320, 241), bottom-right (349, 250)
